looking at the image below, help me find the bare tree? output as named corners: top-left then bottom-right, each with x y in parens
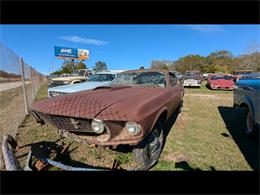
top-left (150, 60), bottom-right (173, 70)
top-left (242, 41), bottom-right (260, 70)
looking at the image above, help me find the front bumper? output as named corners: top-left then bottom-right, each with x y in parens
top-left (210, 85), bottom-right (234, 90)
top-left (30, 111), bottom-right (145, 147)
top-left (183, 83), bottom-right (201, 87)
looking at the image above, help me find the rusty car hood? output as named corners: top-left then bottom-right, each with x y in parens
top-left (32, 85), bottom-right (176, 121)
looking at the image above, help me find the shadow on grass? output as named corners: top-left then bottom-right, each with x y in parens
top-left (175, 161), bottom-right (216, 171)
top-left (218, 106), bottom-right (259, 170)
top-left (175, 161), bottom-right (201, 171)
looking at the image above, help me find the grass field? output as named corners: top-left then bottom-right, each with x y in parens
top-left (14, 81), bottom-right (259, 171)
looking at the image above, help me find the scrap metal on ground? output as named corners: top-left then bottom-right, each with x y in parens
top-left (1, 134), bottom-right (127, 171)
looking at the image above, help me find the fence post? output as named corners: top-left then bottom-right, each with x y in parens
top-left (20, 58), bottom-right (29, 115)
top-left (30, 67), bottom-right (35, 100)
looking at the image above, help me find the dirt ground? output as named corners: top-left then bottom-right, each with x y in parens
top-left (0, 83), bottom-right (34, 144)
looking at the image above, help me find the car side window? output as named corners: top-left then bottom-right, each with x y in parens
top-left (169, 73), bottom-right (178, 87)
top-left (108, 74), bottom-right (115, 81)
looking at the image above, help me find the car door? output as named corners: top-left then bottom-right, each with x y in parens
top-left (168, 72), bottom-right (183, 114)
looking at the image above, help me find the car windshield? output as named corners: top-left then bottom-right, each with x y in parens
top-left (71, 70), bottom-right (86, 76)
top-left (111, 71), bottom-right (165, 87)
top-left (88, 74), bottom-right (115, 82)
top-left (184, 72), bottom-right (200, 79)
top-left (240, 73), bottom-right (260, 79)
top-left (211, 75), bottom-right (232, 80)
top-left (223, 75), bottom-right (233, 80)
top-left (60, 74), bottom-right (69, 77)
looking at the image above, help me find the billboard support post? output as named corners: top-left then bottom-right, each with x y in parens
top-left (71, 59), bottom-right (75, 72)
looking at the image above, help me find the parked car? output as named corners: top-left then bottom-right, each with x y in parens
top-left (59, 73), bottom-right (70, 77)
top-left (233, 77), bottom-right (260, 138)
top-left (171, 71), bottom-right (183, 83)
top-left (207, 74), bottom-right (235, 90)
top-left (30, 69), bottom-right (184, 169)
top-left (234, 72), bottom-right (260, 81)
top-left (48, 72), bottom-right (119, 97)
top-left (233, 70), bottom-right (255, 82)
top-left (202, 73), bottom-right (210, 80)
top-left (183, 70), bottom-right (202, 87)
top-left (49, 69), bottom-right (91, 88)
top-left (48, 74), bottom-right (59, 79)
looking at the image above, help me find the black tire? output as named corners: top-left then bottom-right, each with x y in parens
top-left (245, 109), bottom-right (258, 139)
top-left (177, 100), bottom-right (183, 114)
top-left (132, 122), bottom-right (165, 170)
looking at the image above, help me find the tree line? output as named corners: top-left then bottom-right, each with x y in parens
top-left (0, 70), bottom-right (21, 78)
top-left (150, 48), bottom-right (260, 74)
top-left (51, 60), bottom-right (108, 75)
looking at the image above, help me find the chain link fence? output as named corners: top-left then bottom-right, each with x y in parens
top-left (0, 42), bottom-right (47, 145)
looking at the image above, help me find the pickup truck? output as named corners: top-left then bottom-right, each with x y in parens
top-left (233, 76), bottom-right (260, 138)
top-left (49, 69), bottom-right (92, 88)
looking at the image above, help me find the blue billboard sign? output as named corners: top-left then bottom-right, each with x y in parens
top-left (54, 46), bottom-right (89, 60)
top-left (54, 46), bottom-right (79, 59)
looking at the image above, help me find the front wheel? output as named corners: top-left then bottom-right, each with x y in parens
top-left (245, 110), bottom-right (258, 138)
top-left (132, 122), bottom-right (165, 170)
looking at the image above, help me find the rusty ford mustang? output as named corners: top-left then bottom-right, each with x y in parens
top-left (30, 69), bottom-right (184, 168)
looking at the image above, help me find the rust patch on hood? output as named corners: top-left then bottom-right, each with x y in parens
top-left (32, 85), bottom-right (168, 121)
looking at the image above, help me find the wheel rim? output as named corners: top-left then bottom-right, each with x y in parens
top-left (148, 129), bottom-right (163, 159)
top-left (246, 111), bottom-right (254, 133)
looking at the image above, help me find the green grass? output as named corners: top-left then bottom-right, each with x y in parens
top-left (14, 81), bottom-right (258, 171)
top-left (35, 81), bottom-right (49, 100)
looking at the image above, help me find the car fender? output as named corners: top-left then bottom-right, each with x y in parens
top-left (239, 96), bottom-right (255, 121)
top-left (71, 80), bottom-right (82, 84)
top-left (150, 106), bottom-right (168, 133)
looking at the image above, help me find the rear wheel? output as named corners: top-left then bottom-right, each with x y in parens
top-left (132, 122), bottom-right (164, 170)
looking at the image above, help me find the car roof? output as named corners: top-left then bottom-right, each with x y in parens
top-left (121, 69), bottom-right (169, 74)
top-left (94, 72), bottom-right (118, 75)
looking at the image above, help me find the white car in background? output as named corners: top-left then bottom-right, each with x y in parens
top-left (183, 70), bottom-right (202, 87)
top-left (48, 71), bottom-right (119, 97)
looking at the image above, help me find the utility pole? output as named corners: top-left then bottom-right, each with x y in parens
top-left (51, 61), bottom-right (54, 73)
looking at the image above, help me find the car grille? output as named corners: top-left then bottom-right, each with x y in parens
top-left (52, 80), bottom-right (65, 85)
top-left (36, 112), bottom-right (93, 132)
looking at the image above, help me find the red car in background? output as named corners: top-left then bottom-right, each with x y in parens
top-left (207, 74), bottom-right (235, 90)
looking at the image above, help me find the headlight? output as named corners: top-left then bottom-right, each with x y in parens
top-left (63, 81), bottom-right (70, 84)
top-left (49, 91), bottom-right (62, 97)
top-left (211, 84), bottom-right (218, 87)
top-left (233, 85), bottom-right (238, 89)
top-left (91, 119), bottom-right (105, 134)
top-left (125, 122), bottom-right (141, 135)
